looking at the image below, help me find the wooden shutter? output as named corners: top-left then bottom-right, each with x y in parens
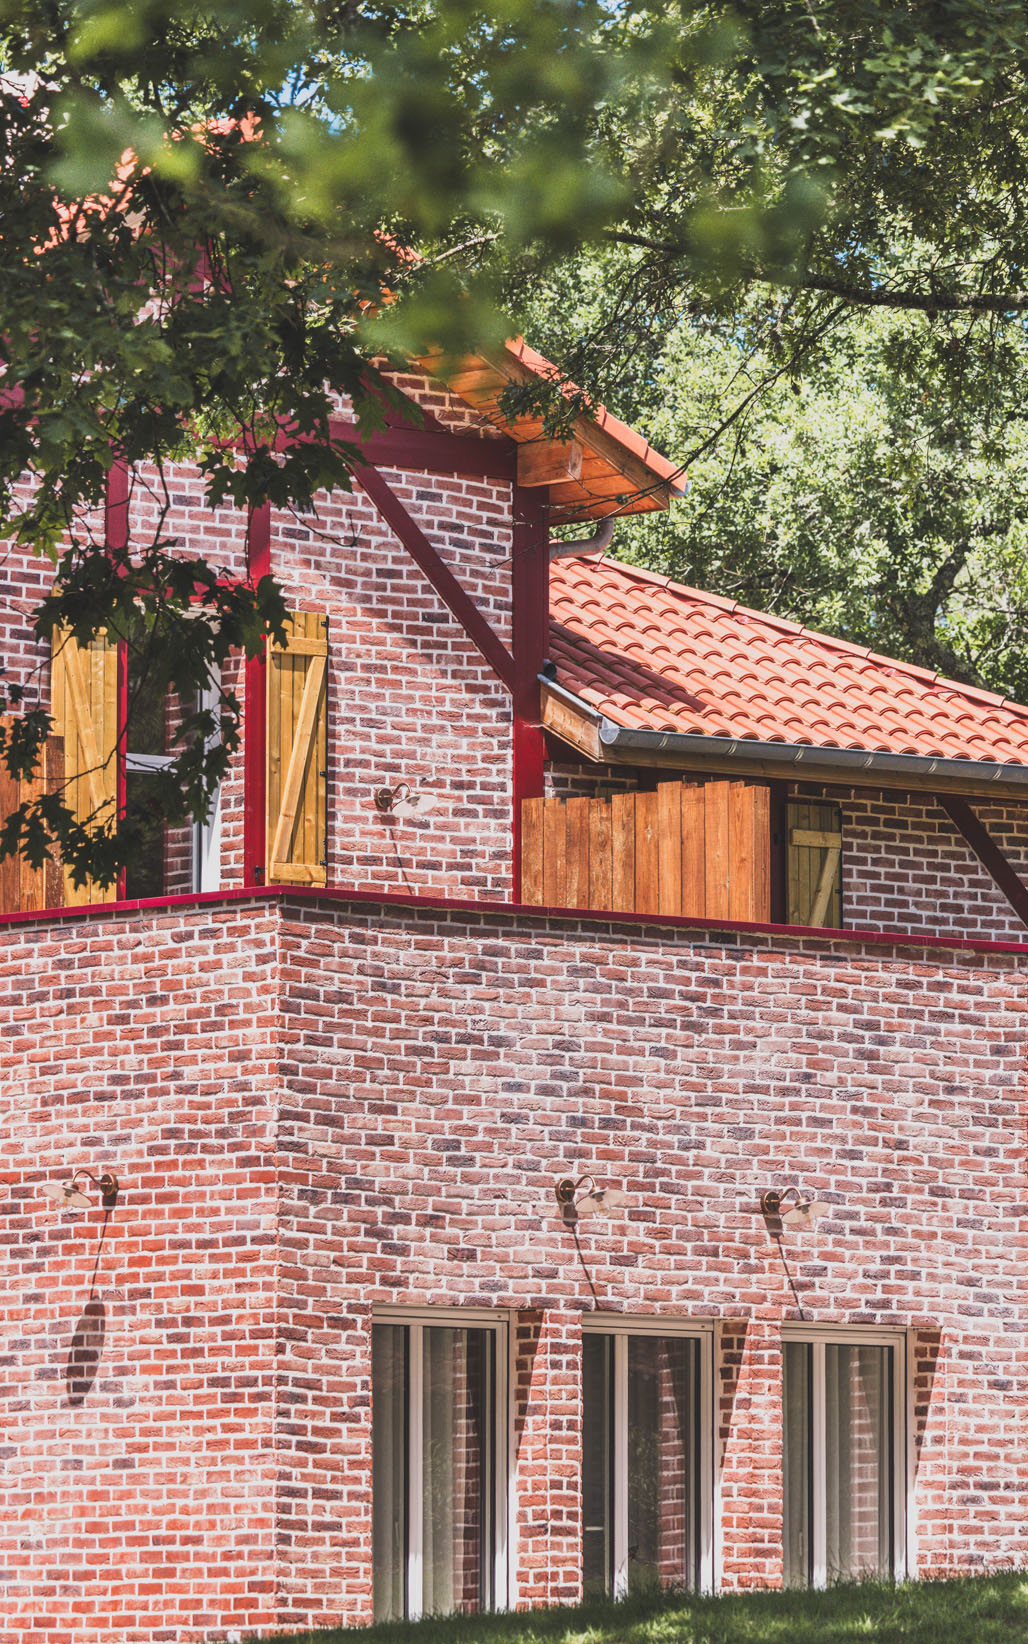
top-left (0, 719), bottom-right (65, 914)
top-left (50, 626), bottom-right (119, 906)
top-left (787, 801), bottom-right (843, 927)
top-left (266, 611), bottom-right (328, 885)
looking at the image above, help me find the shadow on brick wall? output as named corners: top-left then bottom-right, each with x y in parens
top-left (65, 1294), bottom-right (106, 1406)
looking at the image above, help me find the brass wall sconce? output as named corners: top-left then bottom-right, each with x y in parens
top-left (373, 780), bottom-right (437, 818)
top-left (554, 1174), bottom-right (628, 1220)
top-left (761, 1184), bottom-right (828, 1229)
top-left (42, 1169), bottom-right (119, 1211)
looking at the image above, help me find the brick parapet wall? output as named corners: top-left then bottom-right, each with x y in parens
top-left (3, 894), bottom-right (1028, 1641)
top-left (1, 902), bottom-right (283, 1644)
top-left (274, 896), bottom-right (1028, 1620)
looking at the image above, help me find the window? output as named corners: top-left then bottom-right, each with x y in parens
top-left (582, 1320), bottom-right (712, 1599)
top-left (372, 1310), bottom-right (508, 1622)
top-left (124, 655), bottom-right (222, 898)
top-left (783, 1331), bottom-right (906, 1587)
top-left (787, 800), bottom-right (843, 927)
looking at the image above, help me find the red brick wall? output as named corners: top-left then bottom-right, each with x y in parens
top-left (830, 785), bottom-right (1028, 941)
top-left (3, 894), bottom-right (1028, 1641)
top-left (1, 901), bottom-right (282, 1644)
top-left (267, 461), bottom-right (513, 901)
top-left (273, 897), bottom-right (1028, 1624)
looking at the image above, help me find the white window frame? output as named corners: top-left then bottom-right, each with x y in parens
top-left (124, 668), bottom-right (223, 893)
top-left (782, 1324), bottom-right (908, 1588)
top-left (193, 668), bottom-right (222, 893)
top-left (374, 1306), bottom-right (510, 1621)
top-left (582, 1314), bottom-right (715, 1597)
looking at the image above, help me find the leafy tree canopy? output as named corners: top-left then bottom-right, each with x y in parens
top-left (530, 248), bottom-right (1028, 698)
top-left (0, 0), bottom-right (645, 884)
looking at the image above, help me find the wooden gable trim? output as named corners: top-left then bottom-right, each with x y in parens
top-left (330, 419), bottom-right (516, 481)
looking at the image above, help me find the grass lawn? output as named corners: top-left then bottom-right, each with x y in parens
top-left (263, 1572), bottom-right (1028, 1644)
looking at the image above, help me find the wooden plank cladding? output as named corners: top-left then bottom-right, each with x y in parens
top-left (0, 724), bottom-right (65, 915)
top-left (520, 779), bottom-right (771, 921)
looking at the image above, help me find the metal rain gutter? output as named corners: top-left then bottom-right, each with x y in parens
top-left (539, 675), bottom-right (1028, 791)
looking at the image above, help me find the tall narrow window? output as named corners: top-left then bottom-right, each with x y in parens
top-left (783, 1335), bottom-right (903, 1587)
top-left (124, 649), bottom-right (193, 899)
top-left (581, 1324), bottom-right (709, 1598)
top-left (372, 1313), bottom-right (506, 1622)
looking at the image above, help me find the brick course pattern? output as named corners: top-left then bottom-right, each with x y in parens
top-left (4, 893), bottom-right (1026, 1641)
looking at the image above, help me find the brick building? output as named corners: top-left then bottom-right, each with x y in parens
top-left (3, 342), bottom-right (1028, 1643)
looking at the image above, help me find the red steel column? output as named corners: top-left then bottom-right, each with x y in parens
top-left (243, 501), bottom-right (271, 886)
top-left (511, 485), bottom-right (549, 901)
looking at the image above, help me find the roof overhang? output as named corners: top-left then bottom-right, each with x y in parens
top-left (541, 679), bottom-right (1028, 801)
top-left (419, 340), bottom-right (687, 524)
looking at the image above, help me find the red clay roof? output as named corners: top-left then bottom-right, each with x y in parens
top-left (550, 555), bottom-right (1028, 767)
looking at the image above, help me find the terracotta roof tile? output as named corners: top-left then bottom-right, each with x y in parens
top-left (549, 556), bottom-right (1028, 768)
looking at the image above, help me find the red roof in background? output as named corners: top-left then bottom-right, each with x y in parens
top-left (550, 555), bottom-right (1028, 767)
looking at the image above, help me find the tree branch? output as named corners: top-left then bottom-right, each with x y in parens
top-left (604, 231), bottom-right (1028, 313)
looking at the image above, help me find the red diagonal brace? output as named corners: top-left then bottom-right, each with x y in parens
top-left (938, 795), bottom-right (1028, 930)
top-left (355, 460), bottom-right (517, 694)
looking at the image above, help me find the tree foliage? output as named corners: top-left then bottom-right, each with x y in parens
top-left (531, 250), bottom-right (1028, 697)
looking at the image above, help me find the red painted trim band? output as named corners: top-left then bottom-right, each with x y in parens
top-left (242, 502), bottom-right (271, 886)
top-left (4, 881), bottom-right (1028, 958)
top-left (332, 420), bottom-right (516, 481)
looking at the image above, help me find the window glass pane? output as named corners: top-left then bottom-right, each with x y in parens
top-left (125, 652), bottom-right (172, 756)
top-left (423, 1327), bottom-right (494, 1615)
top-left (626, 1336), bottom-right (699, 1592)
top-left (372, 1325), bottom-right (408, 1623)
top-left (123, 771), bottom-right (194, 899)
top-left (825, 1344), bottom-right (892, 1581)
top-left (582, 1334), bottom-right (613, 1598)
top-left (783, 1342), bottom-right (811, 1588)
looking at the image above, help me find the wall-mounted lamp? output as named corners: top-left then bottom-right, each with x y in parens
top-left (41, 1169), bottom-right (119, 1212)
top-left (554, 1174), bottom-right (629, 1220)
top-left (761, 1185), bottom-right (828, 1229)
top-left (373, 781), bottom-right (437, 819)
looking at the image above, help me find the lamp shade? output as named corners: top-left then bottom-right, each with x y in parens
top-left (40, 1181), bottom-right (93, 1209)
top-left (575, 1187), bottom-right (629, 1218)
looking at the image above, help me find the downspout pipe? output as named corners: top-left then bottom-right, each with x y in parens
top-left (548, 516), bottom-right (616, 561)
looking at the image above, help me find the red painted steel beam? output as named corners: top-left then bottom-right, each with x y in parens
top-left (938, 794), bottom-right (1028, 930)
top-left (105, 460), bottom-right (131, 897)
top-left (243, 502), bottom-right (271, 886)
top-left (331, 419), bottom-right (515, 481)
top-left (354, 460), bottom-right (518, 693)
top-left (511, 484), bottom-right (549, 898)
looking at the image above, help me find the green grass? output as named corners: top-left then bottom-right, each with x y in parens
top-left (261, 1572), bottom-right (1028, 1644)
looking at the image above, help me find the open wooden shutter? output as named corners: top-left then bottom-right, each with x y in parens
top-left (50, 626), bottom-right (119, 906)
top-left (266, 611), bottom-right (328, 885)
